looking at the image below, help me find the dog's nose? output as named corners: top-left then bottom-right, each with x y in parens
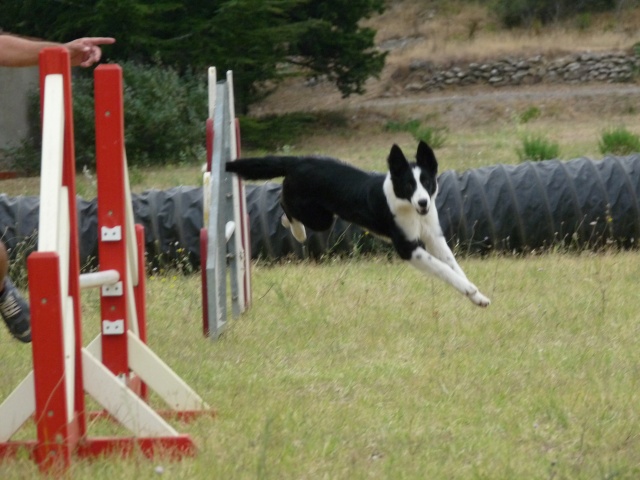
top-left (418, 199), bottom-right (428, 208)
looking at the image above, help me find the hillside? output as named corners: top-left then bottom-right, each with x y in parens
top-left (253, 1), bottom-right (640, 115)
top-left (248, 1), bottom-right (640, 173)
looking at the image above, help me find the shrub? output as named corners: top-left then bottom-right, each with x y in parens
top-left (384, 119), bottom-right (421, 134)
top-left (598, 127), bottom-right (640, 156)
top-left (384, 119), bottom-right (447, 148)
top-left (518, 106), bottom-right (541, 124)
top-left (517, 134), bottom-right (560, 161)
top-left (89, 61), bottom-right (206, 167)
top-left (413, 125), bottom-right (448, 148)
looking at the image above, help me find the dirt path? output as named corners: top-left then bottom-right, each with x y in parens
top-left (253, 80), bottom-right (640, 117)
top-left (357, 83), bottom-right (640, 109)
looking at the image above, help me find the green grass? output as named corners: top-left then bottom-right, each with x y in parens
top-left (518, 106), bottom-right (541, 124)
top-left (599, 127), bottom-right (640, 156)
top-left (517, 134), bottom-right (561, 162)
top-left (2, 252), bottom-right (640, 478)
top-left (384, 119), bottom-right (448, 149)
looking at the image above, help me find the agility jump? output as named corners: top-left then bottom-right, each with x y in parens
top-left (0, 48), bottom-right (209, 473)
top-left (201, 67), bottom-right (252, 339)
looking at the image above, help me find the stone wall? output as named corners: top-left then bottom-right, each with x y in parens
top-left (403, 50), bottom-right (640, 93)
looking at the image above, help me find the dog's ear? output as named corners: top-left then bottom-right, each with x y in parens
top-left (416, 141), bottom-right (438, 176)
top-left (387, 144), bottom-right (409, 176)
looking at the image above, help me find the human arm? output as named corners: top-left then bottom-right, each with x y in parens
top-left (0, 34), bottom-right (115, 67)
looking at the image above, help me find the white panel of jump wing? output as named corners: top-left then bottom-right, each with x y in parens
top-left (208, 67), bottom-right (217, 120)
top-left (36, 74), bottom-right (76, 421)
top-left (126, 332), bottom-right (208, 410)
top-left (203, 171), bottom-right (211, 227)
top-left (203, 67), bottom-right (216, 226)
top-left (205, 80), bottom-right (231, 338)
top-left (84, 332), bottom-right (208, 412)
top-left (226, 70), bottom-right (248, 315)
top-left (124, 153), bottom-right (139, 288)
top-left (123, 151), bottom-right (141, 338)
top-left (0, 373), bottom-right (35, 442)
top-left (81, 347), bottom-right (179, 437)
top-left (202, 67), bottom-right (216, 229)
top-left (38, 75), bottom-right (64, 252)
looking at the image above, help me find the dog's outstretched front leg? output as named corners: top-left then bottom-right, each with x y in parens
top-left (422, 227), bottom-right (468, 279)
top-left (421, 212), bottom-right (468, 279)
top-left (281, 214), bottom-right (307, 243)
top-left (409, 247), bottom-right (490, 307)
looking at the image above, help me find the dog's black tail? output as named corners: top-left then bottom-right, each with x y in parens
top-left (225, 156), bottom-right (300, 180)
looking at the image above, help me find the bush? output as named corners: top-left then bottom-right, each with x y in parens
top-left (3, 61), bottom-right (207, 174)
top-left (599, 127), bottom-right (640, 156)
top-left (413, 125), bottom-right (448, 148)
top-left (385, 119), bottom-right (422, 134)
top-left (517, 134), bottom-right (560, 161)
top-left (384, 119), bottom-right (447, 148)
top-left (78, 61), bottom-right (207, 168)
top-left (518, 106), bottom-right (541, 124)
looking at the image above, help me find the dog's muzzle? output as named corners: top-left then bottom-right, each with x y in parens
top-left (417, 199), bottom-right (429, 215)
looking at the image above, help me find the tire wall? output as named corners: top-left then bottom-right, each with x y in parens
top-left (1, 155), bottom-right (639, 268)
top-left (437, 155), bottom-right (640, 253)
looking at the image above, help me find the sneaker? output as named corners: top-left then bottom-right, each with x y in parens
top-left (0, 277), bottom-right (31, 343)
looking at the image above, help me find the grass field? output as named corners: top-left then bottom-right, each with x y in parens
top-left (1, 252), bottom-right (640, 478)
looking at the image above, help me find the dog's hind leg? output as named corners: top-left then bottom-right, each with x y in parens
top-left (281, 198), bottom-right (334, 244)
top-left (281, 214), bottom-right (307, 243)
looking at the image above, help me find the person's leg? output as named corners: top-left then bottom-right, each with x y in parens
top-left (0, 241), bottom-right (31, 343)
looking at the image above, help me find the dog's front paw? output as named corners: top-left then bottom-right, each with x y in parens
top-left (467, 288), bottom-right (491, 308)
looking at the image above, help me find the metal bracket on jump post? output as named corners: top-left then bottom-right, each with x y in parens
top-left (201, 67), bottom-right (251, 339)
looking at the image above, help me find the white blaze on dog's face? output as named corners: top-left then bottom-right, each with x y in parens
top-left (385, 141), bottom-right (438, 216)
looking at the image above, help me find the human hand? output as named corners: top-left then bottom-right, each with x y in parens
top-left (64, 37), bottom-right (116, 67)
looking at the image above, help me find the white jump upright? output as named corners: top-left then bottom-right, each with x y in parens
top-left (0, 48), bottom-right (210, 473)
top-left (201, 67), bottom-right (251, 339)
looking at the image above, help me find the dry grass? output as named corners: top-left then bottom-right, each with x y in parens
top-left (370, 0), bottom-right (640, 67)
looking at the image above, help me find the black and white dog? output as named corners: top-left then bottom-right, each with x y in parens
top-left (226, 141), bottom-right (490, 307)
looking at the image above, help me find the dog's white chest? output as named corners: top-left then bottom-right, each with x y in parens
top-left (394, 208), bottom-right (422, 241)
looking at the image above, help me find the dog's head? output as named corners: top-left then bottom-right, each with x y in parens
top-left (386, 141), bottom-right (438, 215)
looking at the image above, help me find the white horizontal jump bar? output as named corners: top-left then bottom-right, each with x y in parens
top-left (79, 269), bottom-right (120, 289)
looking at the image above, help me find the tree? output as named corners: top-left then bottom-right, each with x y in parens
top-left (0, 0), bottom-right (386, 112)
